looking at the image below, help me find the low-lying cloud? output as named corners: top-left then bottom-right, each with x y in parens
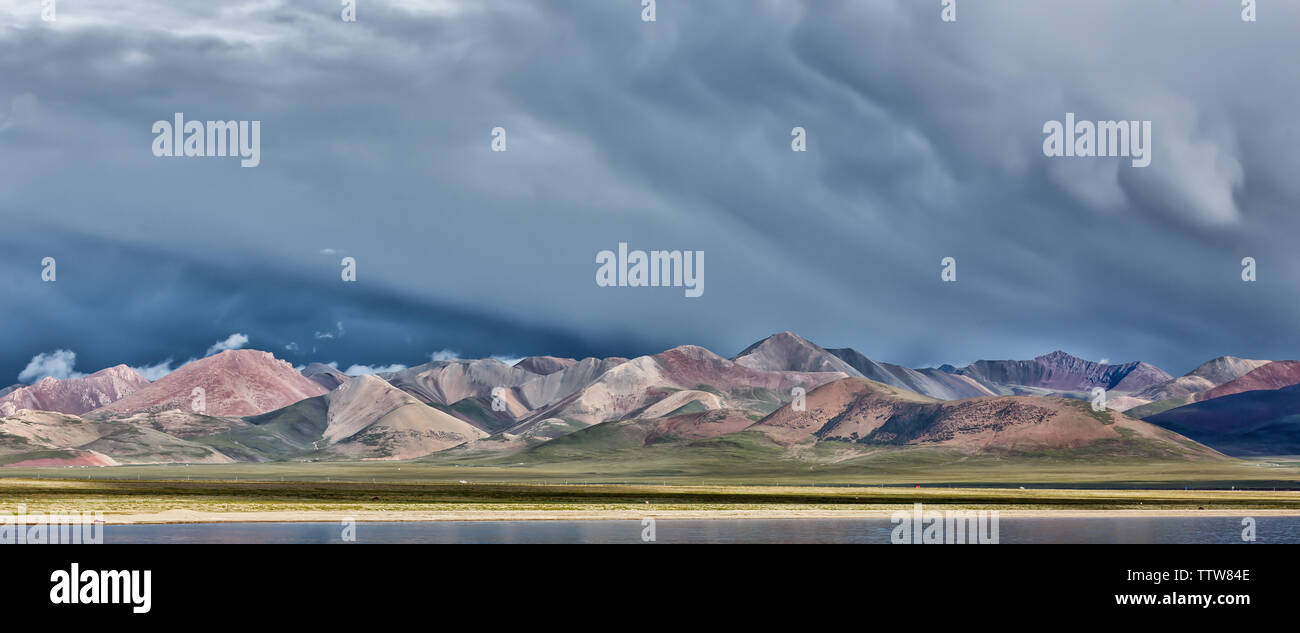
top-left (130, 359), bottom-right (183, 382)
top-left (17, 350), bottom-right (84, 383)
top-left (343, 363), bottom-right (408, 376)
top-left (205, 333), bottom-right (250, 357)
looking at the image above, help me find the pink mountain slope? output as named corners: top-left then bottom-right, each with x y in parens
top-left (92, 350), bottom-right (327, 417)
top-left (1197, 361), bottom-right (1300, 401)
top-left (0, 365), bottom-right (150, 416)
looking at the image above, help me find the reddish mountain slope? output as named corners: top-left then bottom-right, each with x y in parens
top-left (1134, 356), bottom-right (1270, 401)
top-left (92, 350), bottom-right (327, 417)
top-left (0, 365), bottom-right (149, 416)
top-left (1197, 361), bottom-right (1300, 401)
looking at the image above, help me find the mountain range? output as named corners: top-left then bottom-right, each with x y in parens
top-left (1, 332), bottom-right (1295, 467)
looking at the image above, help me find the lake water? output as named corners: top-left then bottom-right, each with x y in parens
top-left (103, 517), bottom-right (1300, 544)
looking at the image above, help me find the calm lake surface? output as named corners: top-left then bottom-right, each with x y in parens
top-left (104, 517), bottom-right (1300, 544)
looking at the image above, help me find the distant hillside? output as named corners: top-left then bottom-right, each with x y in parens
top-left (207, 375), bottom-right (487, 461)
top-left (0, 365), bottom-right (149, 416)
top-left (506, 344), bottom-right (845, 437)
top-left (1133, 356), bottom-right (1269, 402)
top-left (301, 363), bottom-right (351, 391)
top-left (1145, 384), bottom-right (1300, 456)
top-left (750, 378), bottom-right (1219, 459)
top-left (733, 332), bottom-right (863, 376)
top-left (383, 359), bottom-right (536, 406)
top-left (0, 409), bottom-right (232, 466)
top-left (514, 356), bottom-right (580, 375)
top-left (1197, 361), bottom-right (1300, 401)
top-left (730, 333), bottom-right (1170, 402)
top-left (826, 348), bottom-right (994, 399)
top-left (94, 350), bottom-right (327, 417)
top-left (958, 351), bottom-right (1171, 395)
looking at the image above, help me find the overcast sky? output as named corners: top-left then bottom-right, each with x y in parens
top-left (1, 0), bottom-right (1297, 383)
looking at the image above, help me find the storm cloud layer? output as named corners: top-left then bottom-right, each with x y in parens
top-left (1, 0), bottom-right (1296, 382)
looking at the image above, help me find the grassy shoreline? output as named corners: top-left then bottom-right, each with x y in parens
top-left (2, 457), bottom-right (1299, 523)
top-left (4, 478), bottom-right (1300, 524)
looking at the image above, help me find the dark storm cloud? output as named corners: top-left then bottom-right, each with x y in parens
top-left (0, 228), bottom-right (632, 381)
top-left (0, 0), bottom-right (1297, 380)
